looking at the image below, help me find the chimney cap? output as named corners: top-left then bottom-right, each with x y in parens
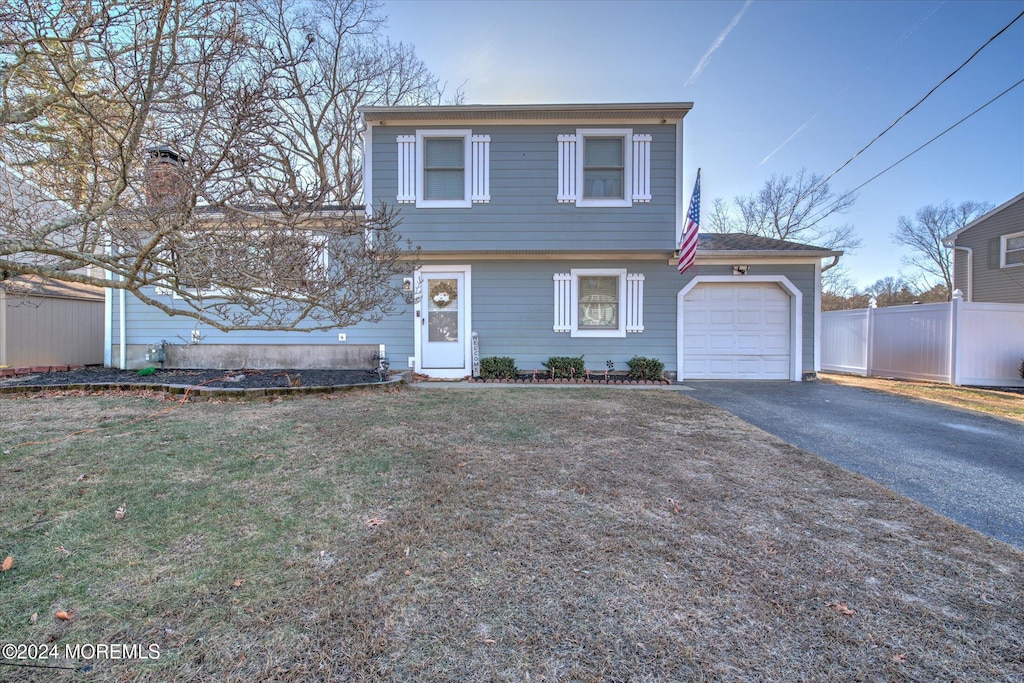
top-left (147, 145), bottom-right (186, 164)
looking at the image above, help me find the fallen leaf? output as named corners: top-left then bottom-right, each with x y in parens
top-left (366, 517), bottom-right (386, 528)
top-left (232, 578), bottom-right (245, 588)
top-left (893, 653), bottom-right (907, 663)
top-left (114, 505), bottom-right (126, 520)
top-left (55, 610), bottom-right (72, 621)
top-left (1, 555), bottom-right (12, 571)
top-left (30, 613), bottom-right (38, 623)
top-left (481, 638), bottom-right (496, 645)
top-left (829, 602), bottom-right (855, 616)
top-left (76, 474), bottom-right (88, 482)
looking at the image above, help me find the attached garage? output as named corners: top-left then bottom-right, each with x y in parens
top-left (679, 276), bottom-right (803, 380)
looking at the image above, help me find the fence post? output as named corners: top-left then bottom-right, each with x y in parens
top-left (865, 297), bottom-right (877, 377)
top-left (950, 290), bottom-right (962, 386)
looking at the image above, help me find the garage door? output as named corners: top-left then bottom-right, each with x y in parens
top-left (682, 283), bottom-right (792, 379)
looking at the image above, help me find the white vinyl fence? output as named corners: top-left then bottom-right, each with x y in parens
top-left (821, 294), bottom-right (1024, 387)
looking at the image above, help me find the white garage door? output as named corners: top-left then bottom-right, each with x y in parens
top-left (682, 283), bottom-right (792, 380)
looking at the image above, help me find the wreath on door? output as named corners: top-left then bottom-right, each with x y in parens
top-left (429, 279), bottom-right (458, 309)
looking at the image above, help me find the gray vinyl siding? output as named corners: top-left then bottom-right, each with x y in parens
top-left (371, 125), bottom-right (678, 251)
top-left (114, 260), bottom-right (820, 374)
top-left (467, 260), bottom-right (818, 374)
top-left (953, 195), bottom-right (1024, 304)
top-left (115, 281), bottom-right (415, 360)
top-left (469, 259), bottom-right (679, 372)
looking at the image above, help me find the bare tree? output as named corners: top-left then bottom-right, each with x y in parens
top-left (706, 168), bottom-right (861, 271)
top-left (892, 201), bottom-right (992, 299)
top-left (1, 0), bottom-right (440, 331)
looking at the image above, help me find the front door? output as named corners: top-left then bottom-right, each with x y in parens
top-left (421, 272), bottom-right (466, 370)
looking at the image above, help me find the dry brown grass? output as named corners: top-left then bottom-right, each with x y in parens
top-left (821, 373), bottom-right (1024, 423)
top-left (1, 388), bottom-right (1022, 681)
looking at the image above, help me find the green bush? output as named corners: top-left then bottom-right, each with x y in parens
top-left (627, 356), bottom-right (665, 381)
top-left (479, 356), bottom-right (518, 380)
top-left (543, 356), bottom-right (585, 379)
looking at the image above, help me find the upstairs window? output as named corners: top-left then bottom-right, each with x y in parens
top-left (1001, 231), bottom-right (1024, 268)
top-left (558, 129), bottom-right (651, 207)
top-left (396, 130), bottom-right (490, 208)
top-left (423, 137), bottom-right (465, 200)
top-left (583, 137), bottom-right (625, 200)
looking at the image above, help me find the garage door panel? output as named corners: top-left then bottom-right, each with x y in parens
top-left (683, 283), bottom-right (792, 380)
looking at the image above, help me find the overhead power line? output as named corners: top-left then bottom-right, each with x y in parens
top-left (801, 77), bottom-right (1024, 228)
top-left (793, 8), bottom-right (1024, 207)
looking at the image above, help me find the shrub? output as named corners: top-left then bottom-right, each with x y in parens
top-left (543, 356), bottom-right (585, 379)
top-left (479, 356), bottom-right (518, 380)
top-left (1019, 358), bottom-right (1024, 381)
top-left (627, 356), bottom-right (665, 381)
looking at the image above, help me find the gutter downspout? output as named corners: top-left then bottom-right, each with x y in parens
top-left (119, 283), bottom-right (126, 369)
top-left (950, 244), bottom-right (973, 302)
top-left (103, 234), bottom-right (112, 367)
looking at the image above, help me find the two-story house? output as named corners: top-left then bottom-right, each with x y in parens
top-left (108, 102), bottom-right (838, 380)
top-left (943, 192), bottom-right (1024, 304)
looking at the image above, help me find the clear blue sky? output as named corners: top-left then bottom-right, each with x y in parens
top-left (380, 0), bottom-right (1024, 289)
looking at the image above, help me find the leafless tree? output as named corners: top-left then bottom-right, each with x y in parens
top-left (706, 168), bottom-right (861, 272)
top-left (1, 0), bottom-right (439, 331)
top-left (892, 200), bottom-right (992, 299)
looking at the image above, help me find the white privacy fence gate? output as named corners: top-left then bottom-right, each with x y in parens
top-left (821, 294), bottom-right (1024, 387)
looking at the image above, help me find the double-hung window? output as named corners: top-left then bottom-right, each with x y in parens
top-left (553, 269), bottom-right (645, 337)
top-left (1000, 231), bottom-right (1024, 268)
top-left (423, 137), bottom-right (466, 201)
top-left (396, 130), bottom-right (490, 208)
top-left (557, 128), bottom-right (651, 206)
top-left (583, 136), bottom-right (625, 201)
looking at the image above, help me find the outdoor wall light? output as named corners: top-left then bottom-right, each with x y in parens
top-left (733, 265), bottom-right (749, 275)
top-left (402, 277), bottom-right (413, 292)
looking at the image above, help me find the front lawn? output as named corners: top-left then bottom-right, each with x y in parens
top-left (1, 388), bottom-right (1021, 681)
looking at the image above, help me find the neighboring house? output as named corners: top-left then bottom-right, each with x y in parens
top-left (0, 163), bottom-right (105, 368)
top-left (943, 192), bottom-right (1024, 304)
top-left (110, 102), bottom-right (839, 380)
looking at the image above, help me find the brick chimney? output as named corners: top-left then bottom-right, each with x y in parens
top-left (145, 146), bottom-right (189, 210)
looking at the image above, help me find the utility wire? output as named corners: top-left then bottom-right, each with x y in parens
top-left (793, 8), bottom-right (1024, 207)
top-left (801, 77), bottom-right (1024, 229)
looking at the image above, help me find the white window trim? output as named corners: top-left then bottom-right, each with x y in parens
top-left (1000, 230), bottom-right (1024, 268)
top-left (570, 268), bottom-right (627, 338)
top-left (575, 129), bottom-right (633, 208)
top-left (416, 129), bottom-right (472, 209)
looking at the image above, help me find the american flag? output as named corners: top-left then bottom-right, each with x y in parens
top-left (678, 170), bottom-right (701, 274)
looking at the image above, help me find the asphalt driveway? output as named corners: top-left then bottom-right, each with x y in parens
top-left (685, 380), bottom-right (1024, 550)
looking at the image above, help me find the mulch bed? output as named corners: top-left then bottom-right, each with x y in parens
top-left (0, 366), bottom-right (385, 391)
top-left (469, 372), bottom-right (671, 385)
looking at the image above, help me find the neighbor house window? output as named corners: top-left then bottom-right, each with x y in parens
top-left (557, 129), bottom-right (651, 206)
top-left (552, 269), bottom-right (644, 337)
top-left (1001, 231), bottom-right (1024, 267)
top-left (395, 130), bottom-right (490, 208)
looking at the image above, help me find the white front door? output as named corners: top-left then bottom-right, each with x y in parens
top-left (421, 271), bottom-right (466, 370)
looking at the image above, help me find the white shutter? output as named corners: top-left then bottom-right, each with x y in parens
top-left (626, 273), bottom-right (644, 332)
top-left (557, 134), bottom-right (577, 203)
top-left (631, 134), bottom-right (651, 203)
top-left (396, 135), bottom-right (416, 203)
top-left (471, 135), bottom-right (490, 203)
top-left (553, 273), bottom-right (572, 332)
